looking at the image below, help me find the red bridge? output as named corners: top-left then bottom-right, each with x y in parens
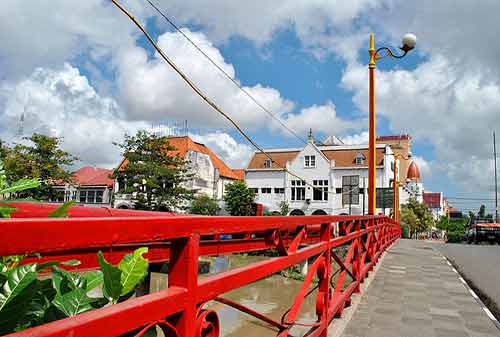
top-left (0, 203), bottom-right (400, 337)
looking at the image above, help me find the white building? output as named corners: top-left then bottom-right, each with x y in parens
top-left (245, 135), bottom-right (421, 216)
top-left (51, 166), bottom-right (113, 207)
top-left (113, 136), bottom-right (243, 209)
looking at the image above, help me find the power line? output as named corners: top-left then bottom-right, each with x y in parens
top-left (111, 0), bottom-right (363, 202)
top-left (145, 0), bottom-right (308, 145)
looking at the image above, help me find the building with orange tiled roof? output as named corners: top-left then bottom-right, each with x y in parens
top-left (113, 136), bottom-right (243, 209)
top-left (245, 132), bottom-right (422, 216)
top-left (51, 166), bottom-right (113, 206)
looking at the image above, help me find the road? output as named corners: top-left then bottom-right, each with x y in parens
top-left (437, 243), bottom-right (500, 318)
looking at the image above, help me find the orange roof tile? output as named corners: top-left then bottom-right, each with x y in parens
top-left (56, 166), bottom-right (113, 187)
top-left (116, 136), bottom-right (241, 180)
top-left (246, 148), bottom-right (384, 169)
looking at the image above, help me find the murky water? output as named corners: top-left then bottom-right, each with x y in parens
top-left (151, 254), bottom-right (319, 336)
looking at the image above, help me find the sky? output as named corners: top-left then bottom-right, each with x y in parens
top-left (0, 0), bottom-right (499, 213)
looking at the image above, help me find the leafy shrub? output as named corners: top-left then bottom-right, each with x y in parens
top-left (189, 195), bottom-right (219, 215)
top-left (0, 248), bottom-right (149, 335)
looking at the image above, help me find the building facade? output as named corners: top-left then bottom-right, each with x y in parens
top-left (245, 136), bottom-right (397, 215)
top-left (51, 166), bottom-right (113, 207)
top-left (113, 136), bottom-right (243, 209)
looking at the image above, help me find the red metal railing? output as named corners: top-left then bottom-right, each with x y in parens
top-left (1, 203), bottom-right (400, 337)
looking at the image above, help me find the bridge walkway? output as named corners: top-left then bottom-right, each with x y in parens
top-left (340, 239), bottom-right (500, 337)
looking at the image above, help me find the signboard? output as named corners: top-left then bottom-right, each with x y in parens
top-left (376, 188), bottom-right (393, 209)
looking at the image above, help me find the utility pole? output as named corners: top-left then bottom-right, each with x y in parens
top-left (494, 131), bottom-right (498, 223)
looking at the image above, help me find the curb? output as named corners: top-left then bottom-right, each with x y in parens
top-left (442, 255), bottom-right (500, 332)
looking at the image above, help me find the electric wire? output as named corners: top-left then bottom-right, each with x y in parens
top-left (145, 0), bottom-right (308, 145)
top-left (111, 0), bottom-right (369, 203)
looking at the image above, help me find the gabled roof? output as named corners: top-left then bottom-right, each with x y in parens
top-left (246, 146), bottom-right (385, 169)
top-left (166, 136), bottom-right (242, 180)
top-left (58, 166), bottom-right (113, 187)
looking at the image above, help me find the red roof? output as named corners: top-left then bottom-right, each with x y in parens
top-left (71, 166), bottom-right (113, 187)
top-left (423, 192), bottom-right (441, 208)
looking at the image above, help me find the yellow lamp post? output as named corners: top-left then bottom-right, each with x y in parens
top-left (367, 32), bottom-right (416, 215)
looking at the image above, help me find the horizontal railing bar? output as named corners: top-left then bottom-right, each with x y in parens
top-left (0, 215), bottom-right (387, 256)
top-left (196, 242), bottom-right (327, 303)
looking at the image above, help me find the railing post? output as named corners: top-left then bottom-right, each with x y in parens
top-left (168, 234), bottom-right (200, 337)
top-left (319, 222), bottom-right (331, 337)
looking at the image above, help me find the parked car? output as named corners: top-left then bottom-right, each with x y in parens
top-left (466, 218), bottom-right (500, 244)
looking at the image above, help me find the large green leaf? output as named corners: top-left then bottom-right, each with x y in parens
top-left (48, 200), bottom-right (76, 218)
top-left (98, 252), bottom-right (122, 303)
top-left (118, 247), bottom-right (149, 296)
top-left (52, 267), bottom-right (86, 295)
top-left (0, 178), bottom-right (40, 195)
top-left (36, 259), bottom-right (81, 272)
top-left (52, 288), bottom-right (97, 317)
top-left (83, 270), bottom-right (103, 292)
top-left (20, 279), bottom-right (56, 328)
top-left (0, 264), bottom-right (38, 334)
top-left (0, 205), bottom-right (17, 218)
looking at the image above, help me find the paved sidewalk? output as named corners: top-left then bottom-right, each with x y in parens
top-left (341, 239), bottom-right (500, 337)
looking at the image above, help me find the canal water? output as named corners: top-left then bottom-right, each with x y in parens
top-left (150, 254), bottom-right (318, 336)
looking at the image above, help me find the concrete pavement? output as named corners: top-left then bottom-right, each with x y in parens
top-left (340, 239), bottom-right (500, 337)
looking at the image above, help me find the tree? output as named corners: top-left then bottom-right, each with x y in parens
top-left (399, 198), bottom-right (434, 238)
top-left (479, 204), bottom-right (486, 218)
top-left (279, 201), bottom-right (289, 215)
top-left (2, 134), bottom-right (77, 199)
top-left (113, 130), bottom-right (194, 211)
top-left (223, 181), bottom-right (255, 216)
top-left (189, 195), bottom-right (219, 215)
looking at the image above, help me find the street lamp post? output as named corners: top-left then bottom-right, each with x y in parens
top-left (367, 32), bottom-right (416, 215)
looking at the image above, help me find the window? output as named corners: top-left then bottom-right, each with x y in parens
top-left (342, 176), bottom-right (359, 205)
top-left (53, 190), bottom-right (64, 203)
top-left (274, 187), bottom-right (285, 194)
top-left (304, 155), bottom-right (315, 168)
top-left (291, 180), bottom-right (306, 201)
top-left (313, 179), bottom-right (329, 201)
top-left (96, 191), bottom-right (104, 203)
top-left (336, 188), bottom-right (342, 194)
top-left (261, 187), bottom-right (272, 194)
top-left (79, 190), bottom-right (87, 203)
top-left (263, 159), bottom-right (272, 168)
top-left (79, 189), bottom-right (106, 203)
top-left (250, 188), bottom-right (259, 194)
top-left (355, 153), bottom-right (366, 165)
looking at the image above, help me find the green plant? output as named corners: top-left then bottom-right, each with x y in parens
top-left (279, 201), bottom-right (289, 216)
top-left (113, 130), bottom-right (194, 211)
top-left (0, 247), bottom-right (149, 335)
top-left (223, 181), bottom-right (255, 216)
top-left (1, 134), bottom-right (78, 200)
top-left (189, 195), bottom-right (219, 215)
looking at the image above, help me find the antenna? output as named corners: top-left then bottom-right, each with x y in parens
top-left (494, 131), bottom-right (498, 223)
top-left (16, 105), bottom-right (26, 138)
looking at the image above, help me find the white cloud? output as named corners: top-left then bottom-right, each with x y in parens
top-left (190, 132), bottom-right (253, 168)
top-left (283, 101), bottom-right (364, 136)
top-left (412, 155), bottom-right (431, 180)
top-left (341, 131), bottom-right (369, 145)
top-left (115, 29), bottom-right (294, 128)
top-left (156, 0), bottom-right (384, 47)
top-left (0, 0), bottom-right (149, 80)
top-left (0, 64), bottom-right (148, 168)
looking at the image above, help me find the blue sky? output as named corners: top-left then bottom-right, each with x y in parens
top-left (0, 0), bottom-right (499, 213)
